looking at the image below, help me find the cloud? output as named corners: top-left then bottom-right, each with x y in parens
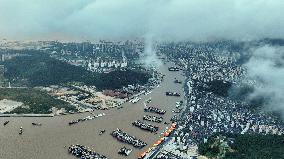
top-left (0, 0), bottom-right (284, 41)
top-left (139, 34), bottom-right (162, 68)
top-left (0, 0), bottom-right (94, 40)
top-left (1, 0), bottom-right (283, 117)
top-left (245, 45), bottom-right (284, 118)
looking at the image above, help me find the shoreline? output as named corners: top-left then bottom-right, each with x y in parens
top-left (0, 61), bottom-right (186, 159)
top-left (0, 114), bottom-right (55, 117)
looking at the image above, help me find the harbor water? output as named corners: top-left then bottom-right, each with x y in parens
top-left (0, 62), bottom-right (186, 159)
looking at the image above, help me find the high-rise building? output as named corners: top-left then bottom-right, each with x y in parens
top-left (1, 54), bottom-right (4, 61)
top-left (0, 65), bottom-right (4, 76)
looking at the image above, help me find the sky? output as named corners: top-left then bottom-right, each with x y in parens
top-left (0, 0), bottom-right (284, 41)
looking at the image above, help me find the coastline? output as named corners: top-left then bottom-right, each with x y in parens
top-left (0, 61), bottom-right (186, 159)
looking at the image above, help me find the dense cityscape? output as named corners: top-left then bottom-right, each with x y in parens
top-left (1, 39), bottom-right (284, 159)
top-left (1, 1), bottom-right (284, 159)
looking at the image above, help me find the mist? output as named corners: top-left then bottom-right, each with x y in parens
top-left (244, 45), bottom-right (284, 118)
top-left (140, 35), bottom-right (162, 68)
top-left (0, 0), bottom-right (284, 41)
top-left (1, 0), bottom-right (284, 117)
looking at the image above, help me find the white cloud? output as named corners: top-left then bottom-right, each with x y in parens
top-left (245, 45), bottom-right (284, 117)
top-left (0, 0), bottom-right (284, 41)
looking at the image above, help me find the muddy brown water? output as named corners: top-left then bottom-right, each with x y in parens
top-left (0, 62), bottom-right (186, 159)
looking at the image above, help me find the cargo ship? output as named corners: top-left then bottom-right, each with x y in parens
top-left (165, 91), bottom-right (181, 97)
top-left (168, 67), bottom-right (180, 71)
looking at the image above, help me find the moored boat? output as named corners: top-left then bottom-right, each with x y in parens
top-left (3, 121), bottom-right (9, 126)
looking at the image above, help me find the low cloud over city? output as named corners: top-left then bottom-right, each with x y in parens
top-left (245, 46), bottom-right (284, 118)
top-left (0, 0), bottom-right (284, 41)
top-left (1, 1), bottom-right (284, 158)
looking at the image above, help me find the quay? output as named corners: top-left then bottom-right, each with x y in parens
top-left (0, 62), bottom-right (186, 159)
top-left (0, 114), bottom-right (54, 117)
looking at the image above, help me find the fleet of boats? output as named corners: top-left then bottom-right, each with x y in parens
top-left (0, 62), bottom-right (185, 159)
top-left (69, 113), bottom-right (105, 125)
top-left (143, 115), bottom-right (163, 123)
top-left (111, 128), bottom-right (147, 149)
top-left (144, 106), bottom-right (166, 115)
top-left (132, 120), bottom-right (159, 132)
top-left (68, 144), bottom-right (108, 159)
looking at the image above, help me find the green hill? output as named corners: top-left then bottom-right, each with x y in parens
top-left (199, 133), bottom-right (284, 159)
top-left (0, 88), bottom-right (75, 114)
top-left (3, 51), bottom-right (150, 90)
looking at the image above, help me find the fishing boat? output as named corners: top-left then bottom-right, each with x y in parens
top-left (19, 127), bottom-right (23, 135)
top-left (3, 121), bottom-right (9, 126)
top-left (118, 147), bottom-right (132, 156)
top-left (32, 122), bottom-right (42, 126)
top-left (99, 129), bottom-right (106, 135)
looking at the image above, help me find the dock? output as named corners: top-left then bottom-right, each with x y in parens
top-left (0, 114), bottom-right (54, 117)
